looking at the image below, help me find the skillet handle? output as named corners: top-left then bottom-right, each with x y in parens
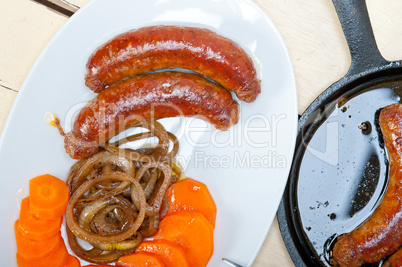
top-left (332, 0), bottom-right (388, 77)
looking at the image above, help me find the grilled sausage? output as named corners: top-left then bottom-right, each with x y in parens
top-left (331, 103), bottom-right (402, 266)
top-left (65, 71), bottom-right (240, 159)
top-left (85, 25), bottom-right (260, 102)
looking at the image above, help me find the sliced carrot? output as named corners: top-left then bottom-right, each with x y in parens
top-left (135, 240), bottom-right (190, 267)
top-left (116, 251), bottom-right (166, 267)
top-left (154, 211), bottom-right (214, 267)
top-left (166, 178), bottom-right (217, 227)
top-left (18, 197), bottom-right (62, 240)
top-left (65, 255), bottom-right (81, 267)
top-left (14, 220), bottom-right (62, 261)
top-left (16, 236), bottom-right (68, 267)
top-left (29, 174), bottom-right (69, 219)
top-left (83, 265), bottom-right (111, 267)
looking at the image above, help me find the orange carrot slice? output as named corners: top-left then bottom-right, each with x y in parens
top-left (14, 220), bottom-right (61, 261)
top-left (29, 174), bottom-right (69, 219)
top-left (18, 197), bottom-right (62, 240)
top-left (135, 240), bottom-right (190, 267)
top-left (166, 178), bottom-right (217, 227)
top-left (154, 211), bottom-right (214, 267)
top-left (16, 236), bottom-right (68, 267)
top-left (116, 251), bottom-right (166, 267)
top-left (65, 254), bottom-right (81, 267)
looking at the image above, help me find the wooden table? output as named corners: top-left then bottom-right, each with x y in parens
top-left (2, 0), bottom-right (402, 266)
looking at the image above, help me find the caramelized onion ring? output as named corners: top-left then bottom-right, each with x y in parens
top-left (109, 121), bottom-right (169, 156)
top-left (65, 120), bottom-right (180, 264)
top-left (103, 144), bottom-right (157, 163)
top-left (93, 233), bottom-right (143, 251)
top-left (103, 121), bottom-right (179, 163)
top-left (139, 214), bottom-right (160, 238)
top-left (67, 151), bottom-right (135, 194)
top-left (75, 182), bottom-right (130, 207)
top-left (66, 172), bottom-right (146, 245)
top-left (134, 162), bottom-right (172, 216)
top-left (67, 226), bottom-right (127, 264)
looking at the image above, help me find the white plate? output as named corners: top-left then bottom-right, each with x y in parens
top-left (0, 0), bottom-right (297, 266)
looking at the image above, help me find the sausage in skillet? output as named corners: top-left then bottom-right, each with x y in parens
top-left (331, 103), bottom-right (402, 266)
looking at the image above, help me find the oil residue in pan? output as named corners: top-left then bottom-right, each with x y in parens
top-left (295, 78), bottom-right (402, 266)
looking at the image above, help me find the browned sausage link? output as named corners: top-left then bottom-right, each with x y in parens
top-left (331, 103), bottom-right (402, 267)
top-left (85, 25), bottom-right (260, 102)
top-left (65, 71), bottom-right (240, 159)
top-left (383, 246), bottom-right (402, 267)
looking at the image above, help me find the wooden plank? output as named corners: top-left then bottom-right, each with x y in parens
top-left (366, 0), bottom-right (402, 62)
top-left (30, 0), bottom-right (79, 16)
top-left (0, 90), bottom-right (17, 134)
top-left (0, 0), bottom-right (67, 91)
top-left (254, 218), bottom-right (294, 266)
top-left (62, 0), bottom-right (88, 8)
top-left (256, 0), bottom-right (350, 114)
top-left (36, 0), bottom-right (88, 13)
top-left (0, 0), bottom-right (68, 133)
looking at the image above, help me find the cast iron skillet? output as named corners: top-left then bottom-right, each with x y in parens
top-left (277, 0), bottom-right (402, 266)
